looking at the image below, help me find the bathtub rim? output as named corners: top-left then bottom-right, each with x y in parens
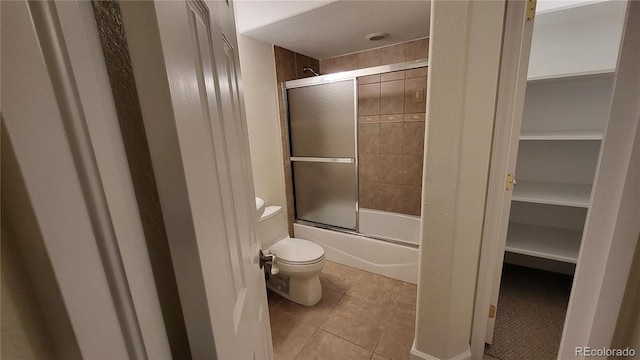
top-left (294, 223), bottom-right (419, 284)
top-left (295, 219), bottom-right (420, 249)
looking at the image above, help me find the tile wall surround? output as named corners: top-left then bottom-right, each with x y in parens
top-left (319, 38), bottom-right (429, 74)
top-left (274, 38), bottom-right (429, 227)
top-left (357, 70), bottom-right (427, 216)
top-left (321, 38), bottom-right (429, 217)
top-left (273, 46), bottom-right (320, 235)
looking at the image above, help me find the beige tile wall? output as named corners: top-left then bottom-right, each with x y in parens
top-left (320, 38), bottom-right (429, 74)
top-left (321, 39), bottom-right (429, 216)
top-left (357, 69), bottom-right (427, 216)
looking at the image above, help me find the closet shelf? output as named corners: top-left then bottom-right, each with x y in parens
top-left (527, 69), bottom-right (615, 83)
top-left (534, 0), bottom-right (611, 16)
top-left (519, 130), bottom-right (603, 141)
top-left (512, 180), bottom-right (591, 208)
top-left (505, 223), bottom-right (582, 263)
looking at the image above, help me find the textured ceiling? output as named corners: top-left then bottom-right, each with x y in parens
top-left (235, 0), bottom-right (430, 59)
top-left (234, 1), bottom-right (338, 34)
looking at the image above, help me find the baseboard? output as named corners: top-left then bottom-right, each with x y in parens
top-left (410, 339), bottom-right (472, 360)
top-left (410, 343), bottom-right (439, 360)
top-left (450, 350), bottom-right (471, 360)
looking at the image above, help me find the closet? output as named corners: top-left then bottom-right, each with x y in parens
top-left (483, 1), bottom-right (628, 358)
top-left (505, 0), bottom-right (627, 272)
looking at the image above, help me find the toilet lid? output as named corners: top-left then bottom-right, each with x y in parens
top-left (269, 238), bottom-right (325, 264)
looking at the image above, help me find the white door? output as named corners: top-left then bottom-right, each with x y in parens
top-left (119, 1), bottom-right (272, 358)
top-left (470, 0), bottom-right (534, 352)
top-left (484, 10), bottom-right (533, 343)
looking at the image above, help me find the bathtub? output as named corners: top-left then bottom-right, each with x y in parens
top-left (358, 208), bottom-right (421, 246)
top-left (294, 221), bottom-right (419, 284)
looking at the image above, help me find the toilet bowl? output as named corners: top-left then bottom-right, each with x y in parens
top-left (256, 201), bottom-right (325, 306)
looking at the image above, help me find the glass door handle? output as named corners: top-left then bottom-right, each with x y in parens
top-left (290, 157), bottom-right (354, 164)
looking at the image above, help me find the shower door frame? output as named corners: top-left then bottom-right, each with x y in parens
top-left (284, 59), bottom-right (429, 244)
top-left (285, 78), bottom-right (359, 231)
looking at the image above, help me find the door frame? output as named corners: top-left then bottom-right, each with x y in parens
top-left (471, 0), bottom-right (638, 358)
top-left (3, 0), bottom-right (273, 358)
top-left (470, 0), bottom-right (533, 356)
top-left (2, 0), bottom-right (171, 357)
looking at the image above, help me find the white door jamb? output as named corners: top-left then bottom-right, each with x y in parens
top-left (470, 0), bottom-right (533, 357)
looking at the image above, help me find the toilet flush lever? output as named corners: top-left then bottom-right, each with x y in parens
top-left (259, 250), bottom-right (279, 275)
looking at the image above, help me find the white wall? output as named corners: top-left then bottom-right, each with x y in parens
top-left (630, 308), bottom-right (640, 351)
top-left (610, 234), bottom-right (640, 352)
top-left (412, 1), bottom-right (505, 359)
top-left (1, 218), bottom-right (59, 359)
top-left (528, 0), bottom-right (626, 78)
top-left (237, 35), bottom-right (288, 211)
top-left (559, 1), bottom-right (640, 356)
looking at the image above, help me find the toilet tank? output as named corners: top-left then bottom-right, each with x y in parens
top-left (257, 206), bottom-right (289, 249)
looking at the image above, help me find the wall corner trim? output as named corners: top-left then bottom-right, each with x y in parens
top-left (410, 340), bottom-right (472, 360)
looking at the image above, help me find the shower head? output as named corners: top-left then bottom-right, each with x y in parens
top-left (303, 67), bottom-right (320, 76)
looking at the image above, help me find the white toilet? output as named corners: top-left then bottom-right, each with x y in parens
top-left (256, 201), bottom-right (326, 306)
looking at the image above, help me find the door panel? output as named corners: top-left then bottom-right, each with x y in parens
top-left (287, 80), bottom-right (358, 230)
top-left (120, 1), bottom-right (269, 358)
top-left (481, 1), bottom-right (535, 346)
top-left (293, 161), bottom-right (357, 229)
top-left (187, 0), bottom-right (247, 300)
top-left (288, 80), bottom-right (356, 158)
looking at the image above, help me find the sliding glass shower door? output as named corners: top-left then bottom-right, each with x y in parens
top-left (287, 79), bottom-right (357, 230)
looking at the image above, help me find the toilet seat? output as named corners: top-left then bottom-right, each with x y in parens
top-left (269, 237), bottom-right (325, 265)
top-left (277, 255), bottom-right (325, 266)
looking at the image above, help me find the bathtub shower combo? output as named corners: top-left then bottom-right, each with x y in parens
top-left (284, 60), bottom-right (427, 283)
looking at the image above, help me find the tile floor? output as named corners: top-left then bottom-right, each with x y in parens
top-left (268, 261), bottom-right (417, 360)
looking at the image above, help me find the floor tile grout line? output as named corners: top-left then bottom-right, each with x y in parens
top-left (371, 331), bottom-right (384, 357)
top-left (319, 314), bottom-right (383, 353)
top-left (330, 293), bottom-right (399, 323)
top-left (316, 328), bottom-right (375, 356)
top-left (372, 301), bottom-right (393, 357)
top-left (292, 326), bottom-right (321, 360)
top-left (372, 281), bottom-right (411, 359)
top-left (320, 285), bottom-right (395, 355)
top-left (272, 288), bottom-right (344, 330)
top-left (319, 291), bottom-right (344, 326)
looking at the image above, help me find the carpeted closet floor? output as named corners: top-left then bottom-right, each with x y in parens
top-left (484, 264), bottom-right (574, 360)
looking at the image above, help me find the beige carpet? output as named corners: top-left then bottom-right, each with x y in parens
top-left (484, 264), bottom-right (573, 360)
